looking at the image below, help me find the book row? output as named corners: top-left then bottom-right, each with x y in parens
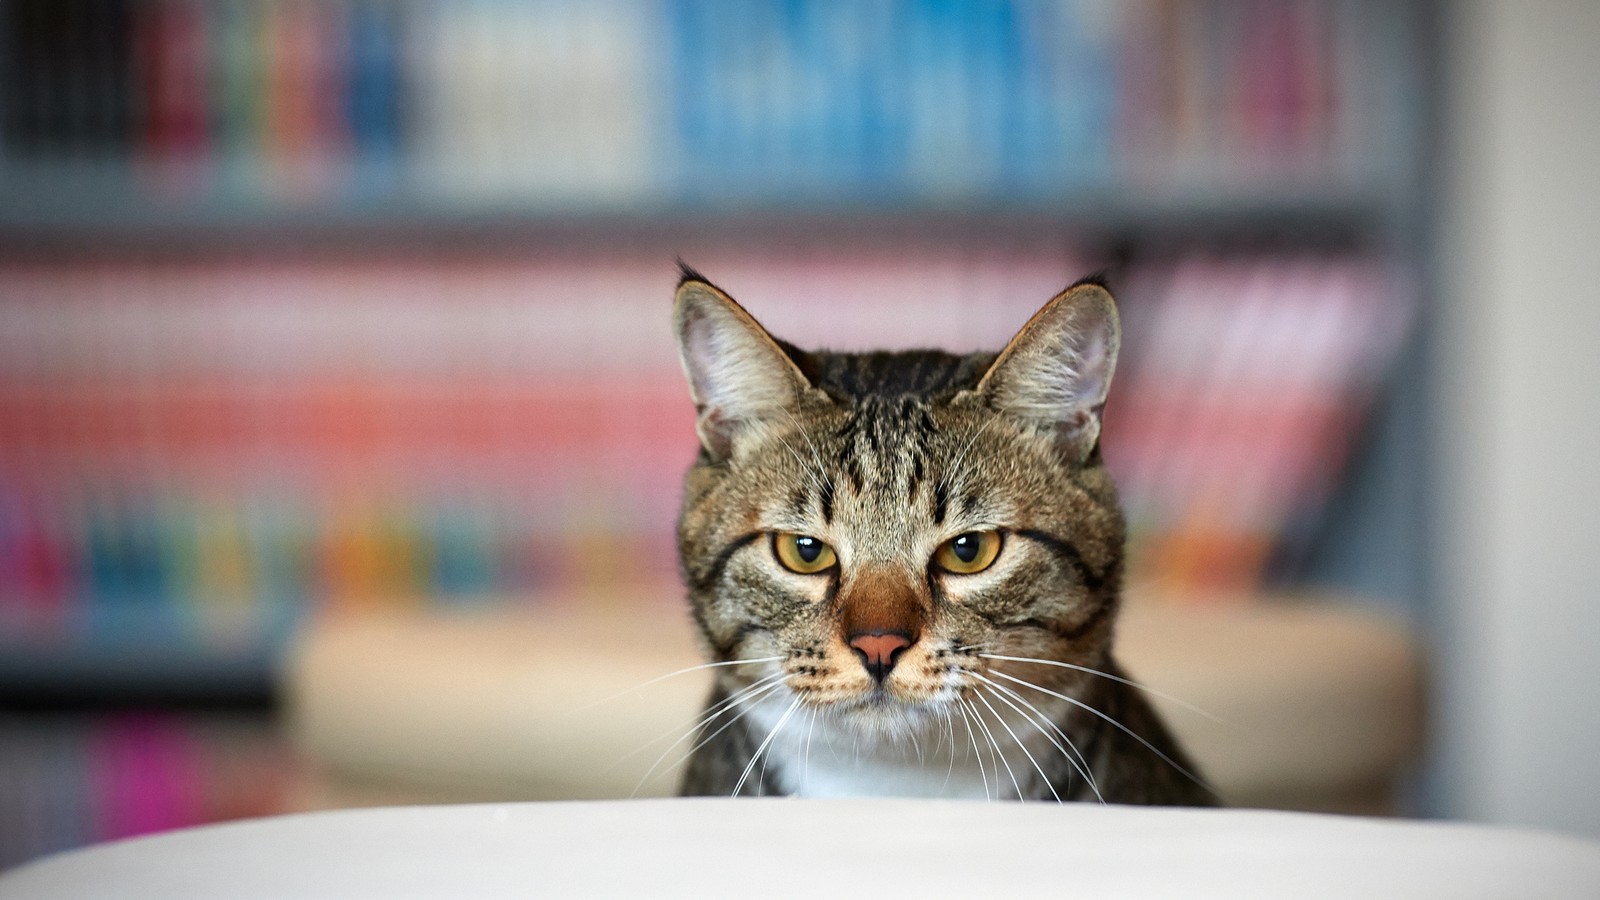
top-left (0, 0), bottom-right (1411, 206)
top-left (0, 246), bottom-right (1078, 377)
top-left (0, 481), bottom-right (683, 643)
top-left (0, 251), bottom-right (1409, 640)
top-left (0, 713), bottom-right (294, 870)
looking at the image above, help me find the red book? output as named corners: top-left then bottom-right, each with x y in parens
top-left (136, 0), bottom-right (210, 192)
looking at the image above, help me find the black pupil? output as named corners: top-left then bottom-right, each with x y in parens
top-left (952, 534), bottom-right (980, 563)
top-left (795, 537), bottom-right (822, 564)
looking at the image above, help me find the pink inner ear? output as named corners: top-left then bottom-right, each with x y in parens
top-left (681, 298), bottom-right (760, 414)
top-left (681, 307), bottom-right (725, 407)
top-left (676, 289), bottom-right (812, 462)
top-left (681, 310), bottom-right (747, 460)
top-left (976, 288), bottom-right (1118, 464)
top-left (680, 295), bottom-right (803, 414)
top-left (1061, 324), bottom-right (1114, 408)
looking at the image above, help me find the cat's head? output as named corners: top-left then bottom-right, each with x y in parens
top-left (673, 266), bottom-right (1125, 733)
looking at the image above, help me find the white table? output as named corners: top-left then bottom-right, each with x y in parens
top-left (3, 799), bottom-right (1597, 899)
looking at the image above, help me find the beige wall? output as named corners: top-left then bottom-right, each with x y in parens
top-left (1437, 0), bottom-right (1600, 837)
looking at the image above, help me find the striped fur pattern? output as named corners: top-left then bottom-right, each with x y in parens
top-left (671, 267), bottom-right (1215, 806)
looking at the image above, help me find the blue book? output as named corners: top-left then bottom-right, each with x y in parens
top-left (665, 0), bottom-right (716, 200)
top-left (246, 490), bottom-right (309, 643)
top-left (428, 496), bottom-right (496, 601)
top-left (1049, 0), bottom-right (1118, 188)
top-left (346, 0), bottom-right (404, 196)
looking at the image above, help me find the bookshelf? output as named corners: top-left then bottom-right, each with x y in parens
top-left (0, 0), bottom-right (1433, 701)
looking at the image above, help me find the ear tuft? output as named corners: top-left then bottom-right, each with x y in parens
top-left (673, 275), bottom-right (813, 461)
top-left (976, 281), bottom-right (1121, 464)
top-left (1067, 270), bottom-right (1112, 292)
top-left (676, 258), bottom-right (715, 290)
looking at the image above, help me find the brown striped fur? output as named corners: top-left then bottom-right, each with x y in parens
top-left (672, 268), bottom-right (1215, 806)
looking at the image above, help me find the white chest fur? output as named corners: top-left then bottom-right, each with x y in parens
top-left (741, 691), bottom-right (1061, 801)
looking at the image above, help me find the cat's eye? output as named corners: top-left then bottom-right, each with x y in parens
top-left (934, 531), bottom-right (1003, 575)
top-left (772, 533), bottom-right (838, 574)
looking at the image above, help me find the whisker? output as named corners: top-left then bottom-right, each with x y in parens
top-left (974, 673), bottom-right (1103, 804)
top-left (569, 656), bottom-right (785, 716)
top-left (973, 686), bottom-right (1062, 803)
top-left (732, 697), bottom-right (802, 797)
top-left (758, 717), bottom-right (781, 796)
top-left (803, 705), bottom-right (819, 796)
top-left (630, 675), bottom-right (788, 797)
top-left (954, 699), bottom-right (991, 802)
top-left (763, 423), bottom-right (828, 503)
top-left (775, 434), bottom-right (828, 498)
top-left (979, 653), bottom-right (1221, 723)
top-left (772, 409), bottom-right (831, 499)
top-left (611, 671), bottom-right (787, 773)
top-left (946, 411), bottom-right (1006, 489)
top-left (940, 707), bottom-right (957, 794)
top-left (991, 669), bottom-right (1219, 799)
top-left (988, 681), bottom-right (1097, 803)
top-left (671, 677), bottom-right (788, 759)
top-left (971, 695), bottom-right (1024, 802)
top-left (964, 695), bottom-right (1023, 801)
top-left (777, 408), bottom-right (832, 492)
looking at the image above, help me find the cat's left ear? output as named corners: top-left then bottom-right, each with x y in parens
top-left (974, 279), bottom-right (1120, 464)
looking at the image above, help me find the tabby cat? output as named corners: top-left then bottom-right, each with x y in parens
top-left (671, 265), bottom-right (1214, 806)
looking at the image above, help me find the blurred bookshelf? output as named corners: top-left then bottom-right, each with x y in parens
top-left (0, 1), bottom-right (1431, 701)
top-left (0, 0), bottom-right (1441, 864)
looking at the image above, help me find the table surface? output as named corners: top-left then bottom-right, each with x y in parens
top-left (4, 799), bottom-right (1598, 899)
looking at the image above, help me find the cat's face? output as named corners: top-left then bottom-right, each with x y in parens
top-left (674, 270), bottom-right (1124, 735)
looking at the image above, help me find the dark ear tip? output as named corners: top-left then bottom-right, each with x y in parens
top-left (1067, 271), bottom-right (1113, 294)
top-left (676, 258), bottom-right (715, 290)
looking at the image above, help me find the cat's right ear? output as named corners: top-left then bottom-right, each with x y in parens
top-left (674, 274), bottom-right (815, 461)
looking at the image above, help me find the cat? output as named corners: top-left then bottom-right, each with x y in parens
top-left (670, 264), bottom-right (1215, 806)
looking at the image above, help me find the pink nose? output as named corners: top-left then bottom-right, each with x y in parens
top-left (848, 631), bottom-right (913, 682)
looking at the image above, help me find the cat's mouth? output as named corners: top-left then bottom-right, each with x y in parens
top-left (862, 685), bottom-right (898, 706)
top-left (824, 682), bottom-right (960, 717)
top-left (812, 689), bottom-right (964, 744)
top-left (807, 686), bottom-right (898, 713)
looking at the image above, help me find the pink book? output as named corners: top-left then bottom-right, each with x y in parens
top-left (90, 713), bottom-right (201, 842)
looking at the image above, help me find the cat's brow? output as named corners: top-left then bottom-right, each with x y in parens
top-left (692, 531), bottom-right (763, 592)
top-left (1013, 528), bottom-right (1107, 592)
top-left (993, 608), bottom-right (1115, 644)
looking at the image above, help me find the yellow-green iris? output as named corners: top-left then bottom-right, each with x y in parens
top-left (773, 533), bottom-right (837, 574)
top-left (934, 531), bottom-right (1002, 574)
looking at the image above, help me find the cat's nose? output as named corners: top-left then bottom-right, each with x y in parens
top-left (848, 631), bottom-right (913, 682)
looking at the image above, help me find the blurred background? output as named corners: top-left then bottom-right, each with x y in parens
top-left (0, 0), bottom-right (1595, 869)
